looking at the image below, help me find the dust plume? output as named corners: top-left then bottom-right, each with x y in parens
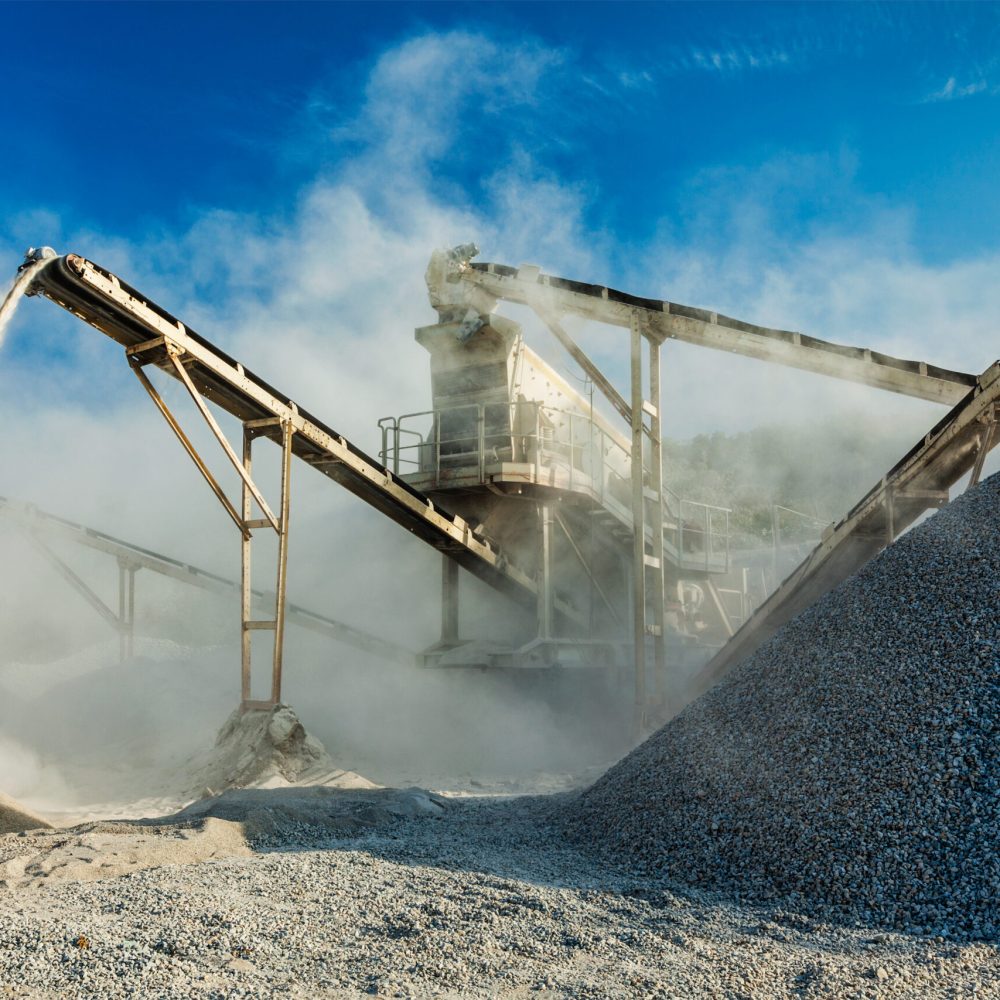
top-left (1, 29), bottom-right (997, 820)
top-left (0, 251), bottom-right (53, 349)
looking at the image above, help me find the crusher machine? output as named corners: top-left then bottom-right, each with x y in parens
top-left (6, 244), bottom-right (999, 730)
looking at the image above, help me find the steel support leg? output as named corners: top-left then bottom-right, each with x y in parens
top-left (271, 420), bottom-right (293, 705)
top-left (241, 427), bottom-right (254, 705)
top-left (629, 315), bottom-right (646, 728)
top-left (538, 504), bottom-right (554, 641)
top-left (240, 419), bottom-right (294, 711)
top-left (648, 340), bottom-right (666, 706)
top-left (117, 558), bottom-right (137, 661)
top-left (441, 556), bottom-right (459, 643)
top-left (127, 350), bottom-right (295, 711)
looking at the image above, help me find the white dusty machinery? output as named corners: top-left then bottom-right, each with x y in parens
top-left (5, 245), bottom-right (999, 729)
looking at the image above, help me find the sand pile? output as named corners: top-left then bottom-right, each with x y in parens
top-left (0, 817), bottom-right (250, 890)
top-left (188, 703), bottom-right (348, 796)
top-left (0, 792), bottom-right (51, 834)
top-left (569, 471), bottom-right (1000, 941)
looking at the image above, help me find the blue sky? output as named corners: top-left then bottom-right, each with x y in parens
top-left (3, 1), bottom-right (999, 263)
top-left (1, 1), bottom-right (1000, 566)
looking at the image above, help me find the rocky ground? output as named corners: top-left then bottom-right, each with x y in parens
top-left (1, 481), bottom-right (998, 997)
top-left (1, 793), bottom-right (998, 999)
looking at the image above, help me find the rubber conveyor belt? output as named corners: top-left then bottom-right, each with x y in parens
top-left (26, 254), bottom-right (575, 621)
top-left (0, 496), bottom-right (415, 665)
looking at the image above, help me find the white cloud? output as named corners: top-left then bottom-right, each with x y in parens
top-left (2, 29), bottom-right (999, 660)
top-left (923, 76), bottom-right (989, 102)
top-left (689, 44), bottom-right (791, 75)
top-left (329, 30), bottom-right (565, 175)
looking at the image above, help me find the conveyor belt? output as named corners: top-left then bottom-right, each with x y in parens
top-left (0, 496), bottom-right (415, 665)
top-left (686, 360), bottom-right (1000, 702)
top-left (460, 262), bottom-right (977, 405)
top-left (25, 254), bottom-right (582, 622)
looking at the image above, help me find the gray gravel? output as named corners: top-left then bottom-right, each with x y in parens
top-left (1, 795), bottom-right (998, 998)
top-left (569, 470), bottom-right (1000, 943)
top-left (2, 479), bottom-right (998, 996)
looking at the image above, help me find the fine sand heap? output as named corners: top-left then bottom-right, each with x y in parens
top-left (570, 470), bottom-right (1000, 941)
top-left (187, 702), bottom-right (349, 796)
top-left (0, 792), bottom-right (51, 835)
top-left (0, 703), bottom-right (446, 894)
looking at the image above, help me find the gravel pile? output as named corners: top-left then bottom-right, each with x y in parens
top-left (2, 796), bottom-right (997, 998)
top-left (569, 470), bottom-right (1000, 941)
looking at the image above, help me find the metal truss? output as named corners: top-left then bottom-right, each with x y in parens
top-left (0, 497), bottom-right (415, 668)
top-left (126, 340), bottom-right (293, 711)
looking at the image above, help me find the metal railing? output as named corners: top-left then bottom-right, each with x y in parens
top-left (378, 401), bottom-right (731, 572)
top-left (672, 498), bottom-right (731, 574)
top-left (379, 401), bottom-right (629, 498)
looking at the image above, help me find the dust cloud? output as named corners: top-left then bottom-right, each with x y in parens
top-left (1, 32), bottom-right (997, 822)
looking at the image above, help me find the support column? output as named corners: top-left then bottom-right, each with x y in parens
top-left (441, 555), bottom-right (459, 643)
top-left (116, 557), bottom-right (137, 662)
top-left (241, 427), bottom-right (254, 705)
top-left (125, 564), bottom-right (136, 659)
top-left (127, 349), bottom-right (294, 712)
top-left (240, 418), bottom-right (293, 711)
top-left (538, 503), bottom-right (554, 641)
top-left (647, 339), bottom-right (666, 707)
top-left (629, 314), bottom-right (646, 726)
top-left (271, 420), bottom-right (293, 706)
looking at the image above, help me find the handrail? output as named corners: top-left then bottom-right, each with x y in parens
top-left (377, 399), bottom-right (732, 572)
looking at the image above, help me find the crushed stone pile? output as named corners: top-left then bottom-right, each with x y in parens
top-left (0, 792), bottom-right (51, 834)
top-left (166, 785), bottom-right (446, 845)
top-left (569, 470), bottom-right (1000, 941)
top-left (187, 703), bottom-right (348, 796)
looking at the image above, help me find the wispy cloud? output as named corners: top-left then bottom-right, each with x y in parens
top-left (923, 76), bottom-right (990, 103)
top-left (317, 30), bottom-right (568, 174)
top-left (687, 43), bottom-right (792, 75)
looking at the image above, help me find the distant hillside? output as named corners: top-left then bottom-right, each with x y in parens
top-left (664, 417), bottom-right (918, 543)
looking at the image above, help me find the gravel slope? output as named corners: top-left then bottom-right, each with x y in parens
top-left (1, 795), bottom-right (998, 999)
top-left (569, 471), bottom-right (1000, 941)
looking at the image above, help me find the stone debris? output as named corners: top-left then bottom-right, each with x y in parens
top-left (184, 703), bottom-right (352, 796)
top-left (1, 469), bottom-right (997, 997)
top-left (1, 795), bottom-right (997, 998)
top-left (0, 817), bottom-right (251, 890)
top-left (568, 470), bottom-right (1000, 941)
top-left (167, 784), bottom-right (448, 845)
